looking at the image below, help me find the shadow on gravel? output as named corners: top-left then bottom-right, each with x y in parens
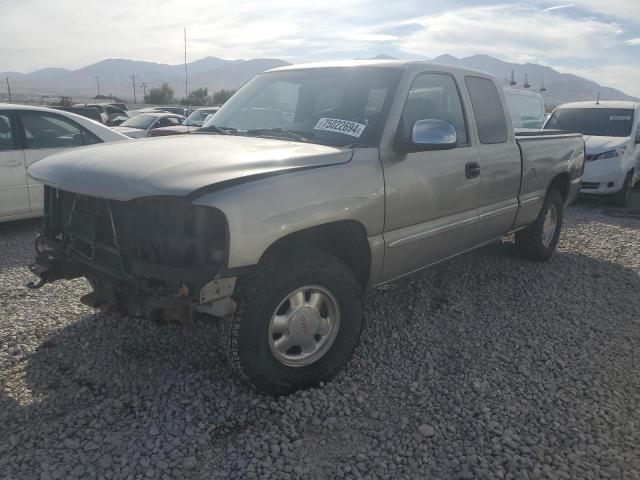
top-left (2, 239), bottom-right (640, 478)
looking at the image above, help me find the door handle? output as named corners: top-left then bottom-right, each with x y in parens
top-left (465, 162), bottom-right (481, 179)
top-left (0, 160), bottom-right (22, 168)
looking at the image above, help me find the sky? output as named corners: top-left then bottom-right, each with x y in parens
top-left (0, 0), bottom-right (639, 96)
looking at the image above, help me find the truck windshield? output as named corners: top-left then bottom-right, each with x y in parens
top-left (504, 91), bottom-right (544, 129)
top-left (203, 67), bottom-right (402, 147)
top-left (545, 108), bottom-right (635, 137)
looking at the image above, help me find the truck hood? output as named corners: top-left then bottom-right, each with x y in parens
top-left (27, 134), bottom-right (353, 201)
top-left (584, 135), bottom-right (630, 155)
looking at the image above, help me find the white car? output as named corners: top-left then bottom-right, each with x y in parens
top-left (544, 101), bottom-right (640, 206)
top-left (112, 112), bottom-right (185, 138)
top-left (0, 104), bottom-right (129, 223)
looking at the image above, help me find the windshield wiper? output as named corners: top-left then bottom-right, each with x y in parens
top-left (245, 128), bottom-right (309, 143)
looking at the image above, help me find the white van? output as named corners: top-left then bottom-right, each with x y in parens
top-left (544, 101), bottom-right (640, 206)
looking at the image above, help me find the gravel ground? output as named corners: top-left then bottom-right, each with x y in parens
top-left (1, 192), bottom-right (640, 480)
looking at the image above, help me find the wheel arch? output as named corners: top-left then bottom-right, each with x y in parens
top-left (259, 220), bottom-right (372, 289)
top-left (548, 172), bottom-right (570, 203)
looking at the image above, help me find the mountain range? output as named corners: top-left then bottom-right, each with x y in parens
top-left (1, 54), bottom-right (636, 105)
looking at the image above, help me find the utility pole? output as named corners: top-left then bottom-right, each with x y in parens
top-left (129, 74), bottom-right (137, 104)
top-left (95, 76), bottom-right (100, 97)
top-left (6, 77), bottom-right (11, 102)
top-left (140, 82), bottom-right (149, 100)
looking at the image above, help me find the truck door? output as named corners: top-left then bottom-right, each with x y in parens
top-left (0, 111), bottom-right (30, 219)
top-left (464, 76), bottom-right (521, 239)
top-left (380, 71), bottom-right (482, 281)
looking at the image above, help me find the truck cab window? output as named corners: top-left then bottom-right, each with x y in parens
top-left (465, 76), bottom-right (508, 144)
top-left (400, 73), bottom-right (468, 145)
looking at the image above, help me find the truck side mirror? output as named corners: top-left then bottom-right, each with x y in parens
top-left (397, 119), bottom-right (457, 153)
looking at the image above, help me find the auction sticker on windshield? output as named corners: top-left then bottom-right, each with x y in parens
top-left (314, 118), bottom-right (366, 138)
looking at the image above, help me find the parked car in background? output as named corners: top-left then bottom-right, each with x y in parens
top-left (27, 61), bottom-right (584, 394)
top-left (150, 106), bottom-right (188, 116)
top-left (49, 106), bottom-right (104, 124)
top-left (112, 112), bottom-right (185, 138)
top-left (149, 107), bottom-right (220, 137)
top-left (0, 104), bottom-right (129, 222)
top-left (75, 103), bottom-right (130, 126)
top-left (504, 88), bottom-right (545, 129)
top-left (106, 102), bottom-right (128, 111)
top-left (544, 101), bottom-right (640, 206)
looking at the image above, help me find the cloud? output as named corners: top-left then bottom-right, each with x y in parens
top-left (0, 0), bottom-right (637, 103)
top-left (396, 4), bottom-right (624, 63)
top-left (563, 0), bottom-right (640, 22)
top-left (543, 4), bottom-right (574, 12)
top-left (556, 64), bottom-right (640, 98)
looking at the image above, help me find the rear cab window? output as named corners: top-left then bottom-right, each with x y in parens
top-left (465, 76), bottom-right (508, 144)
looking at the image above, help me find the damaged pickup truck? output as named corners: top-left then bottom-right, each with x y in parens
top-left (27, 61), bottom-right (585, 395)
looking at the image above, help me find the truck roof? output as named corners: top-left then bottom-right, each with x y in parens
top-left (267, 60), bottom-right (500, 80)
top-left (556, 100), bottom-right (640, 109)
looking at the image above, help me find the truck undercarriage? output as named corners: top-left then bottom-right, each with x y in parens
top-left (29, 187), bottom-right (232, 322)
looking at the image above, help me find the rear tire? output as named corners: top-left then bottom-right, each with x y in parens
top-left (219, 249), bottom-right (363, 396)
top-left (611, 173), bottom-right (632, 207)
top-left (515, 189), bottom-right (564, 262)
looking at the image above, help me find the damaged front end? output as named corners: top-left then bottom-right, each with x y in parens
top-left (29, 187), bottom-right (236, 322)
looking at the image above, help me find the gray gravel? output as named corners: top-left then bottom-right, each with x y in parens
top-left (1, 192), bottom-right (640, 480)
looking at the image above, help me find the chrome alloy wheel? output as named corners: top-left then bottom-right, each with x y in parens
top-left (268, 286), bottom-right (341, 367)
top-left (542, 204), bottom-right (558, 247)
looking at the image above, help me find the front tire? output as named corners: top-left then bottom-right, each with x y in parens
top-left (220, 249), bottom-right (363, 396)
top-left (515, 189), bottom-right (564, 262)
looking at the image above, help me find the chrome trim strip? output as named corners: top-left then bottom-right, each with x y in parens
top-left (478, 203), bottom-right (518, 220)
top-left (388, 216), bottom-right (477, 248)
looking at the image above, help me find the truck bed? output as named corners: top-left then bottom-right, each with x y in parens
top-left (513, 131), bottom-right (584, 229)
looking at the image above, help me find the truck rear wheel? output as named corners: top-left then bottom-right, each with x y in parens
top-left (515, 189), bottom-right (563, 262)
top-left (219, 249), bottom-right (363, 396)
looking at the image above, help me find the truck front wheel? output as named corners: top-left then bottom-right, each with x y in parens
top-left (219, 249), bottom-right (363, 396)
top-left (515, 189), bottom-right (564, 262)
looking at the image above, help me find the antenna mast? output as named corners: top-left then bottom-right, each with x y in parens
top-left (184, 28), bottom-right (190, 133)
top-left (184, 28), bottom-right (188, 100)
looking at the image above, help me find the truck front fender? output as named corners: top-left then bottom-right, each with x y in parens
top-left (192, 147), bottom-right (385, 270)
